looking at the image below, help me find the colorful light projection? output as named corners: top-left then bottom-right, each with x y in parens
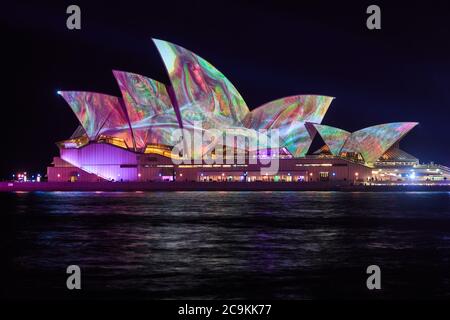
top-left (58, 91), bottom-right (134, 148)
top-left (311, 124), bottom-right (351, 156)
top-left (243, 95), bottom-right (334, 157)
top-left (113, 70), bottom-right (179, 148)
top-left (61, 41), bottom-right (421, 165)
top-left (113, 70), bottom-right (174, 117)
top-left (131, 114), bottom-right (181, 146)
top-left (153, 38), bottom-right (250, 130)
top-left (60, 143), bottom-right (138, 181)
top-left (340, 122), bottom-right (418, 163)
top-left (58, 42), bottom-right (336, 158)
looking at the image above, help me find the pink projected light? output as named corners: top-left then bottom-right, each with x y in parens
top-left (59, 91), bottom-right (134, 148)
top-left (153, 38), bottom-right (250, 130)
top-left (113, 70), bottom-right (179, 148)
top-left (55, 40), bottom-right (420, 168)
top-left (311, 123), bottom-right (351, 156)
top-left (244, 95), bottom-right (334, 157)
top-left (340, 122), bottom-right (419, 163)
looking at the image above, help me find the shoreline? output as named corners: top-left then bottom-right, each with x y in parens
top-left (1, 181), bottom-right (449, 192)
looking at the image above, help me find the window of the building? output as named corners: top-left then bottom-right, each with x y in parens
top-left (319, 172), bottom-right (329, 181)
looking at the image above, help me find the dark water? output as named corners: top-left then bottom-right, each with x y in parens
top-left (1, 191), bottom-right (450, 299)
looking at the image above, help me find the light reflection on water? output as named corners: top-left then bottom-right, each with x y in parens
top-left (1, 191), bottom-right (450, 299)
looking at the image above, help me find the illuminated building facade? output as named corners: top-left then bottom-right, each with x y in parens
top-left (47, 39), bottom-right (449, 183)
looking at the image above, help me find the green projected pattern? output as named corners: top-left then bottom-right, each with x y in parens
top-left (244, 95), bottom-right (334, 157)
top-left (153, 38), bottom-right (249, 130)
top-left (312, 124), bottom-right (351, 156)
top-left (340, 122), bottom-right (418, 163)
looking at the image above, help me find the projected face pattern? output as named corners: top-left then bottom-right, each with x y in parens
top-left (243, 95), bottom-right (333, 157)
top-left (114, 70), bottom-right (173, 116)
top-left (59, 91), bottom-right (134, 147)
top-left (341, 122), bottom-right (418, 162)
top-left (113, 71), bottom-right (179, 148)
top-left (312, 124), bottom-right (351, 156)
top-left (153, 39), bottom-right (250, 130)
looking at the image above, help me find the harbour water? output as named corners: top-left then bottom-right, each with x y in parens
top-left (1, 191), bottom-right (450, 299)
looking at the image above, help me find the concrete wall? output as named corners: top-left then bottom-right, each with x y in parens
top-left (47, 157), bottom-right (100, 182)
top-left (49, 143), bottom-right (372, 183)
top-left (59, 143), bottom-right (138, 181)
top-left (174, 157), bottom-right (372, 182)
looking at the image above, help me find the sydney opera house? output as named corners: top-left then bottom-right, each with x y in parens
top-left (47, 39), bottom-right (449, 183)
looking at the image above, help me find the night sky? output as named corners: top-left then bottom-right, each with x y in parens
top-left (2, 0), bottom-right (450, 179)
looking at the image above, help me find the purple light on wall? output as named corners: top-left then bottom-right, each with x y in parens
top-left (61, 143), bottom-right (138, 181)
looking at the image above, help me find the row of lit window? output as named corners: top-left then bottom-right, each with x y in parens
top-left (295, 163), bottom-right (333, 167)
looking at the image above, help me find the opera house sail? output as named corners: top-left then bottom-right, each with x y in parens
top-left (47, 39), bottom-right (448, 183)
